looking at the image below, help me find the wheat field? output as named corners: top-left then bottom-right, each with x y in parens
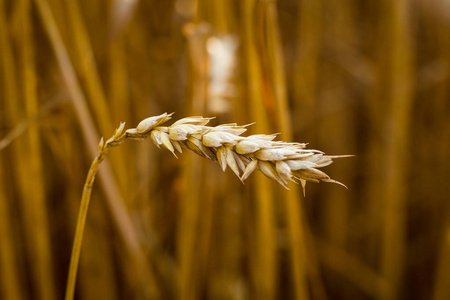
top-left (1, 0), bottom-right (449, 299)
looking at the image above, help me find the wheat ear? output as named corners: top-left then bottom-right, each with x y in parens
top-left (66, 112), bottom-right (350, 300)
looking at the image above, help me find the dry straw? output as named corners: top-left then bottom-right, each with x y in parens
top-left (65, 113), bottom-right (350, 300)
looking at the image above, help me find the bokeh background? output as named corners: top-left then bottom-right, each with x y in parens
top-left (1, 0), bottom-right (450, 299)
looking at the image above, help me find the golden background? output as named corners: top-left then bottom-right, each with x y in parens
top-left (0, 0), bottom-right (449, 299)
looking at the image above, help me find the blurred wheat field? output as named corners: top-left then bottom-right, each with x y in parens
top-left (1, 0), bottom-right (450, 299)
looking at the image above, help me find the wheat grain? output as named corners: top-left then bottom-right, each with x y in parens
top-left (125, 113), bottom-right (351, 193)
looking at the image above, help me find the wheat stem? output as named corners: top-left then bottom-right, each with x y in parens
top-left (64, 157), bottom-right (97, 300)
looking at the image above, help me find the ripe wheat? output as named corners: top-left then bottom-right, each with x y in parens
top-left (107, 112), bottom-right (350, 193)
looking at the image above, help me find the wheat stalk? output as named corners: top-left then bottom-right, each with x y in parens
top-left (65, 113), bottom-right (350, 299)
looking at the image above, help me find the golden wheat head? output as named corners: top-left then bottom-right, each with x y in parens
top-left (101, 113), bottom-right (352, 195)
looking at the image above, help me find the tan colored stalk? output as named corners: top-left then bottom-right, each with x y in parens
top-left (66, 113), bottom-right (349, 299)
top-left (381, 1), bottom-right (413, 299)
top-left (20, 0), bottom-right (56, 298)
top-left (242, 0), bottom-right (277, 297)
top-left (0, 11), bottom-right (23, 300)
top-left (320, 2), bottom-right (359, 274)
top-left (180, 21), bottom-right (210, 300)
top-left (258, 1), bottom-right (311, 299)
top-left (295, 0), bottom-right (322, 115)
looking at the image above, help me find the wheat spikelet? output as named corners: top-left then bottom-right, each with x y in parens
top-left (121, 112), bottom-right (351, 194)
